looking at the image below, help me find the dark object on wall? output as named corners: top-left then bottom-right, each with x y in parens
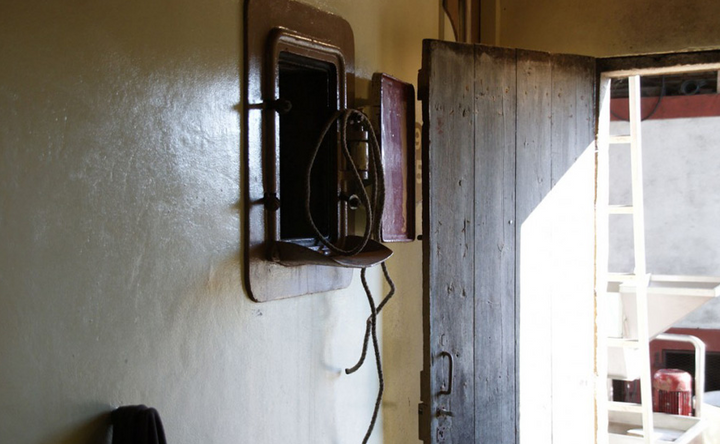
top-left (680, 79), bottom-right (705, 95)
top-left (244, 0), bottom-right (357, 301)
top-left (665, 349), bottom-right (720, 393)
top-left (244, 0), bottom-right (408, 302)
top-left (610, 71), bottom-right (717, 98)
top-left (613, 378), bottom-right (641, 403)
top-left (111, 405), bottom-right (167, 444)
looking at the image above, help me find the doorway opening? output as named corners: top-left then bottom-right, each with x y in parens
top-left (597, 65), bottom-right (720, 443)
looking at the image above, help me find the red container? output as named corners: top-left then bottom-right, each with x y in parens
top-left (652, 369), bottom-right (693, 416)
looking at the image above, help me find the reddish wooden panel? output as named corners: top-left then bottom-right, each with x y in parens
top-left (371, 73), bottom-right (416, 243)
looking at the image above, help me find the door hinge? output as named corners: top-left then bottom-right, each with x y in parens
top-left (418, 402), bottom-right (431, 443)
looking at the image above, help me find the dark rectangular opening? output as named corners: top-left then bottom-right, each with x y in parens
top-left (664, 350), bottom-right (720, 393)
top-left (278, 51), bottom-right (339, 245)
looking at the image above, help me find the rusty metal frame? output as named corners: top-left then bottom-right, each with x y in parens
top-left (244, 0), bottom-right (355, 302)
top-left (265, 28), bottom-right (348, 245)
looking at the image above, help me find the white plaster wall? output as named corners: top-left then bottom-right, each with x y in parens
top-left (609, 116), bottom-right (720, 330)
top-left (0, 1), bottom-right (433, 443)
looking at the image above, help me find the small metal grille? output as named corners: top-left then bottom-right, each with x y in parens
top-left (654, 389), bottom-right (692, 415)
top-left (664, 350), bottom-right (720, 393)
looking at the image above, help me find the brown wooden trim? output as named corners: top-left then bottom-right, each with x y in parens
top-left (471, 0), bottom-right (481, 43)
top-left (442, 0), bottom-right (481, 43)
top-left (599, 50), bottom-right (720, 76)
top-left (442, 0), bottom-right (462, 42)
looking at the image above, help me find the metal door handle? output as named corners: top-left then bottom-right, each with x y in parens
top-left (438, 351), bottom-right (453, 396)
top-left (436, 406), bottom-right (454, 417)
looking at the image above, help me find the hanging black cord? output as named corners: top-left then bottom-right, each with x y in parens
top-left (611, 76), bottom-right (666, 122)
top-left (305, 109), bottom-right (377, 255)
top-left (345, 263), bottom-right (396, 374)
top-left (306, 108), bottom-right (396, 444)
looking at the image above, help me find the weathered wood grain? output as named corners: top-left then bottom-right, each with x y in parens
top-left (551, 54), bottom-right (596, 187)
top-left (473, 44), bottom-right (517, 444)
top-left (422, 41), bottom-right (597, 444)
top-left (422, 39), bottom-right (476, 444)
top-left (549, 53), bottom-right (597, 444)
top-left (515, 48), bottom-right (554, 444)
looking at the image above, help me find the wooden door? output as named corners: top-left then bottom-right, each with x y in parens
top-left (419, 40), bottom-right (596, 443)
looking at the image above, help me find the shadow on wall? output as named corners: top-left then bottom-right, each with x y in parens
top-left (42, 405), bottom-right (112, 444)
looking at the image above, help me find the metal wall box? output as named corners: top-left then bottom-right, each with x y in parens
top-left (244, 0), bottom-right (355, 302)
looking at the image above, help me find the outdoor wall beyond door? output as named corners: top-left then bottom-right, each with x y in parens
top-left (610, 115), bottom-right (720, 328)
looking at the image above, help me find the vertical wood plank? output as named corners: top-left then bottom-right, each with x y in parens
top-left (551, 55), bottom-right (596, 185)
top-left (515, 49), bottom-right (554, 444)
top-left (473, 44), bottom-right (517, 444)
top-left (422, 41), bottom-right (598, 444)
top-left (549, 54), bottom-right (597, 444)
top-left (516, 49), bottom-right (553, 223)
top-left (422, 39), bottom-right (476, 444)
